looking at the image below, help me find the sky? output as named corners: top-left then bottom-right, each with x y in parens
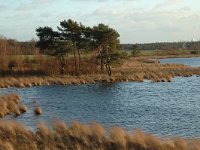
top-left (0, 0), bottom-right (200, 43)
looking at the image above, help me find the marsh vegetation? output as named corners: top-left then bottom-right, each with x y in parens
top-left (0, 94), bottom-right (27, 117)
top-left (1, 57), bottom-right (200, 88)
top-left (1, 19), bottom-right (200, 150)
top-left (0, 120), bottom-right (199, 150)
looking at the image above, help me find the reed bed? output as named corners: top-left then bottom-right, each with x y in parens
top-left (0, 94), bottom-right (28, 117)
top-left (0, 58), bottom-right (200, 88)
top-left (0, 120), bottom-right (199, 150)
top-left (34, 107), bottom-right (42, 115)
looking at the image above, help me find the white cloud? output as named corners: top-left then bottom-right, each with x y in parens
top-left (0, 4), bottom-right (8, 12)
top-left (166, 0), bottom-right (184, 4)
top-left (81, 3), bottom-right (200, 43)
top-left (1, 0), bottom-right (200, 42)
top-left (16, 0), bottom-right (56, 11)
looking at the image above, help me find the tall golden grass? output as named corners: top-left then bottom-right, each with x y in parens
top-left (0, 120), bottom-right (199, 150)
top-left (0, 57), bottom-right (200, 89)
top-left (0, 55), bottom-right (100, 76)
top-left (0, 94), bottom-right (27, 117)
top-left (34, 107), bottom-right (42, 115)
top-left (119, 57), bottom-right (200, 82)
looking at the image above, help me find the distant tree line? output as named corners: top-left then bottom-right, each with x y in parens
top-left (121, 41), bottom-right (200, 51)
top-left (0, 36), bottom-right (41, 75)
top-left (0, 36), bottom-right (38, 55)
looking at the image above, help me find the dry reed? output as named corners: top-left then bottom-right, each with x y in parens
top-left (0, 94), bottom-right (28, 117)
top-left (0, 120), bottom-right (199, 150)
top-left (34, 107), bottom-right (42, 115)
top-left (0, 57), bottom-right (200, 89)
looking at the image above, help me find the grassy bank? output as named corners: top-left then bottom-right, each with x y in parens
top-left (1, 57), bottom-right (200, 88)
top-left (120, 57), bottom-right (200, 82)
top-left (137, 49), bottom-right (200, 58)
top-left (0, 120), bottom-right (199, 150)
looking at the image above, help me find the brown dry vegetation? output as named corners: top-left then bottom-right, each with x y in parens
top-left (119, 57), bottom-right (200, 82)
top-left (0, 55), bottom-right (100, 76)
top-left (0, 120), bottom-right (199, 150)
top-left (0, 94), bottom-right (28, 117)
top-left (34, 107), bottom-right (42, 115)
top-left (1, 36), bottom-right (200, 78)
top-left (1, 36), bottom-right (200, 84)
top-left (0, 37), bottom-right (99, 76)
top-left (1, 57), bottom-right (200, 88)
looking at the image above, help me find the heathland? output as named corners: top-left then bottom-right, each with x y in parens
top-left (1, 19), bottom-right (200, 88)
top-left (1, 53), bottom-right (200, 150)
top-left (1, 54), bottom-right (200, 89)
top-left (1, 19), bottom-right (200, 150)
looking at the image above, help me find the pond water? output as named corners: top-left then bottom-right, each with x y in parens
top-left (0, 57), bottom-right (200, 138)
top-left (160, 57), bottom-right (200, 67)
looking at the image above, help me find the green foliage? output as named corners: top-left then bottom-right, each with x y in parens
top-left (121, 41), bottom-right (200, 51)
top-left (36, 20), bottom-right (120, 56)
top-left (131, 44), bottom-right (141, 57)
top-left (36, 26), bottom-right (60, 55)
top-left (36, 19), bottom-right (121, 76)
top-left (111, 51), bottom-right (128, 61)
top-left (92, 23), bottom-right (120, 52)
top-left (58, 19), bottom-right (84, 48)
top-left (110, 51), bottom-right (129, 65)
top-left (190, 50), bottom-right (199, 55)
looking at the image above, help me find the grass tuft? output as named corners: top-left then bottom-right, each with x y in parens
top-left (0, 120), bottom-right (198, 149)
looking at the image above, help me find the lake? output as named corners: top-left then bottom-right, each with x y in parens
top-left (1, 57), bottom-right (200, 138)
top-left (160, 57), bottom-right (200, 67)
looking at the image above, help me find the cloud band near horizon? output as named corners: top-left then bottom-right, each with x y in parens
top-left (0, 0), bottom-right (200, 43)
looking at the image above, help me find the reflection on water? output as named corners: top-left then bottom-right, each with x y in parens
top-left (1, 76), bottom-right (200, 138)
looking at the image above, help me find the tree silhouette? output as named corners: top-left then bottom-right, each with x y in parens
top-left (36, 19), bottom-right (120, 76)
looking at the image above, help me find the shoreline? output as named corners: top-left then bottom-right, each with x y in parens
top-left (0, 72), bottom-right (199, 89)
top-left (1, 56), bottom-right (200, 149)
top-left (0, 57), bottom-right (200, 89)
top-left (151, 55), bottom-right (200, 59)
top-left (1, 67), bottom-right (200, 89)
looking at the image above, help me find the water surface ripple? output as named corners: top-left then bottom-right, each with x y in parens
top-left (1, 57), bottom-right (200, 138)
top-left (0, 76), bottom-right (200, 138)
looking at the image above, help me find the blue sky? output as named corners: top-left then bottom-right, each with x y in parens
top-left (0, 0), bottom-right (200, 43)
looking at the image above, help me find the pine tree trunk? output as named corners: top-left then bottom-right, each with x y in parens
top-left (100, 55), bottom-right (104, 72)
top-left (73, 48), bottom-right (78, 76)
top-left (105, 63), bottom-right (112, 77)
top-left (59, 56), bottom-right (66, 75)
top-left (105, 48), bottom-right (112, 77)
top-left (77, 49), bottom-right (81, 73)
